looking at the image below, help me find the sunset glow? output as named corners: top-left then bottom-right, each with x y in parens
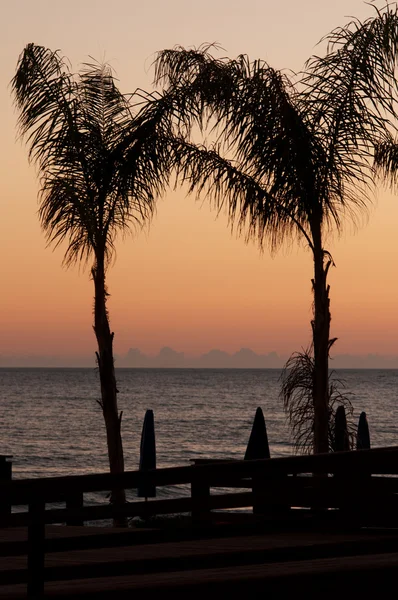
top-left (1, 0), bottom-right (397, 364)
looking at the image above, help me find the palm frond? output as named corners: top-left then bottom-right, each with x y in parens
top-left (12, 44), bottom-right (176, 267)
top-left (155, 49), bottom-right (328, 246)
top-left (154, 44), bottom-right (386, 249)
top-left (301, 4), bottom-right (398, 228)
top-left (169, 138), bottom-right (315, 252)
top-left (154, 6), bottom-right (398, 248)
top-left (318, 3), bottom-right (398, 114)
top-left (280, 346), bottom-right (354, 453)
top-left (374, 135), bottom-right (398, 185)
top-left (12, 44), bottom-right (78, 172)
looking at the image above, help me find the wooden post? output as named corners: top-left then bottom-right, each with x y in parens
top-left (275, 474), bottom-right (291, 516)
top-left (252, 472), bottom-right (266, 515)
top-left (66, 491), bottom-right (84, 526)
top-left (0, 456), bottom-right (12, 521)
top-left (191, 478), bottom-right (211, 526)
top-left (252, 473), bottom-right (291, 516)
top-left (27, 498), bottom-right (46, 599)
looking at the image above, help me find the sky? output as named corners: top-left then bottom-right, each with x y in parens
top-left (0, 0), bottom-right (397, 364)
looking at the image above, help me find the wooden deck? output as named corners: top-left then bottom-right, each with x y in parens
top-left (0, 523), bottom-right (398, 598)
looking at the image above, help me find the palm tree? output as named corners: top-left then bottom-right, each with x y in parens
top-left (154, 5), bottom-right (398, 453)
top-left (12, 44), bottom-right (175, 502)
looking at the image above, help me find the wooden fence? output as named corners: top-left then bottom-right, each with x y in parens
top-left (2, 446), bottom-right (398, 597)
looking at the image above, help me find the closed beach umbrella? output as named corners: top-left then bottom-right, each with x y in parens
top-left (334, 405), bottom-right (350, 452)
top-left (244, 407), bottom-right (270, 460)
top-left (137, 409), bottom-right (156, 498)
top-left (356, 411), bottom-right (371, 450)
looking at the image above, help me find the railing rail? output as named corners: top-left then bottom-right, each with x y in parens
top-left (4, 445), bottom-right (398, 505)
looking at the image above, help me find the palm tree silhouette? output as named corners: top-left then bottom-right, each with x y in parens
top-left (12, 45), bottom-right (175, 502)
top-left (154, 6), bottom-right (398, 453)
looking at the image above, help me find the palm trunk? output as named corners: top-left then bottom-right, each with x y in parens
top-left (311, 220), bottom-right (331, 455)
top-left (92, 254), bottom-right (126, 513)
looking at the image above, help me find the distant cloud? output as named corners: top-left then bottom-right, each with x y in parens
top-left (330, 354), bottom-right (398, 369)
top-left (115, 346), bottom-right (284, 368)
top-left (116, 348), bottom-right (398, 369)
top-left (1, 348), bottom-right (397, 369)
top-left (0, 354), bottom-right (95, 368)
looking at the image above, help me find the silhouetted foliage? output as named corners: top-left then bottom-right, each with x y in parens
top-left (154, 4), bottom-right (398, 453)
top-left (280, 346), bottom-right (354, 453)
top-left (375, 135), bottom-right (398, 181)
top-left (12, 45), bottom-right (176, 268)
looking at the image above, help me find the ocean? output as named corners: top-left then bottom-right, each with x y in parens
top-left (0, 368), bottom-right (397, 486)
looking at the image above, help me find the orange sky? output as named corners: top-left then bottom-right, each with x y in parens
top-left (0, 0), bottom-right (397, 361)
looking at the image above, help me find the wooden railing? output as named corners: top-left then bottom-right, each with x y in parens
top-left (2, 446), bottom-right (398, 597)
